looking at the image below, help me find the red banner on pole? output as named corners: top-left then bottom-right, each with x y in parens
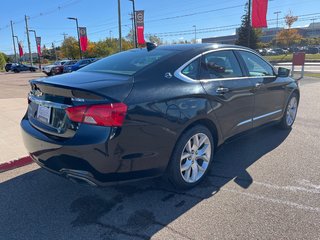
top-left (79, 27), bottom-right (88, 52)
top-left (18, 41), bottom-right (24, 57)
top-left (135, 10), bottom-right (145, 45)
top-left (36, 37), bottom-right (42, 56)
top-left (252, 0), bottom-right (268, 28)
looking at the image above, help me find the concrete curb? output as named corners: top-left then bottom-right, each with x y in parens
top-left (0, 156), bottom-right (33, 173)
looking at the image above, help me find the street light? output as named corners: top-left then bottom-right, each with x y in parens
top-left (67, 17), bottom-right (82, 59)
top-left (129, 0), bottom-right (137, 48)
top-left (29, 29), bottom-right (41, 69)
top-left (192, 25), bottom-right (197, 43)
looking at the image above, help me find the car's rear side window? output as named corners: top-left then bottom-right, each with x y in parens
top-left (79, 49), bottom-right (176, 76)
top-left (200, 50), bottom-right (243, 79)
top-left (181, 59), bottom-right (200, 80)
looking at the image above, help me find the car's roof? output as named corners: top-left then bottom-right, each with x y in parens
top-left (156, 43), bottom-right (252, 52)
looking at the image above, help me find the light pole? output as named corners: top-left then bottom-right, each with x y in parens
top-left (109, 30), bottom-right (113, 40)
top-left (274, 11), bottom-right (281, 48)
top-left (67, 17), bottom-right (82, 59)
top-left (192, 25), bottom-right (197, 43)
top-left (117, 0), bottom-right (122, 51)
top-left (29, 29), bottom-right (41, 69)
top-left (129, 0), bottom-right (137, 48)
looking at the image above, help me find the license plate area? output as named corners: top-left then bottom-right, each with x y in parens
top-left (36, 105), bottom-right (51, 124)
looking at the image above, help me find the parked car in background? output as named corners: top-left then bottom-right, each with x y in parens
top-left (11, 64), bottom-right (37, 73)
top-left (306, 47), bottom-right (319, 54)
top-left (21, 44), bottom-right (299, 189)
top-left (52, 60), bottom-right (78, 75)
top-left (63, 58), bottom-right (96, 73)
top-left (42, 60), bottom-right (70, 76)
top-left (257, 49), bottom-right (267, 56)
top-left (5, 63), bottom-right (18, 72)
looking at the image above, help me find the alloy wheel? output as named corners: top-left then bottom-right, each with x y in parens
top-left (180, 133), bottom-right (211, 183)
top-left (286, 96), bottom-right (298, 126)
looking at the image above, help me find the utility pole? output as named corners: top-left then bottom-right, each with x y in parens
top-left (274, 11), bottom-right (281, 48)
top-left (129, 13), bottom-right (135, 45)
top-left (247, 0), bottom-right (251, 48)
top-left (109, 30), bottom-right (113, 39)
top-left (193, 25), bottom-right (197, 43)
top-left (118, 0), bottom-right (122, 51)
top-left (129, 0), bottom-right (137, 48)
top-left (311, 18), bottom-right (316, 37)
top-left (62, 32), bottom-right (68, 40)
top-left (10, 21), bottom-right (17, 63)
top-left (25, 15), bottom-right (33, 66)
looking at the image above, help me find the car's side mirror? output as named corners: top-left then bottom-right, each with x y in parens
top-left (277, 67), bottom-right (290, 77)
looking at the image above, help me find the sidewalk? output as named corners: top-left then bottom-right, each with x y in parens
top-left (0, 98), bottom-right (30, 169)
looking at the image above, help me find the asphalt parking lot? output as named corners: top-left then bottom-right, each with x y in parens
top-left (0, 72), bottom-right (319, 240)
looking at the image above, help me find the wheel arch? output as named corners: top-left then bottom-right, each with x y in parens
top-left (165, 117), bottom-right (221, 172)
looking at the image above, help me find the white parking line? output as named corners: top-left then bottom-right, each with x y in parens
top-left (223, 188), bottom-right (320, 213)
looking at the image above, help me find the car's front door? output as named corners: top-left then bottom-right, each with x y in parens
top-left (236, 50), bottom-right (286, 127)
top-left (199, 50), bottom-right (255, 140)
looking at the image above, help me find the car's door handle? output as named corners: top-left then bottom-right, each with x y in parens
top-left (216, 87), bottom-right (230, 94)
top-left (255, 82), bottom-right (264, 88)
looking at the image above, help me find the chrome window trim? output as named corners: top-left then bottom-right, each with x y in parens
top-left (174, 47), bottom-right (277, 83)
top-left (236, 109), bottom-right (282, 127)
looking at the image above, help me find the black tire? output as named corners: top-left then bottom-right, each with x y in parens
top-left (13, 69), bottom-right (19, 73)
top-left (166, 125), bottom-right (214, 189)
top-left (279, 93), bottom-right (299, 129)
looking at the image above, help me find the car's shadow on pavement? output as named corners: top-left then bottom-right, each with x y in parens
top-left (0, 126), bottom-right (291, 240)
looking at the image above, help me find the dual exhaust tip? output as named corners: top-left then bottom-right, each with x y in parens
top-left (60, 169), bottom-right (98, 187)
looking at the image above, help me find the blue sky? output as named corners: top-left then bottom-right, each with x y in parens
top-left (1, 0), bottom-right (319, 54)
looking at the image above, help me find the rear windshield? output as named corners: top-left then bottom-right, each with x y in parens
top-left (78, 48), bottom-right (176, 75)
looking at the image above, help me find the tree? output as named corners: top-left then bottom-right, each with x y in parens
top-left (274, 11), bottom-right (302, 47)
top-left (276, 29), bottom-right (302, 48)
top-left (147, 34), bottom-right (163, 45)
top-left (235, 3), bottom-right (260, 49)
top-left (0, 52), bottom-right (6, 70)
top-left (60, 37), bottom-right (80, 59)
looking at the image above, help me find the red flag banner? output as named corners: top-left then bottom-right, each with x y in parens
top-left (18, 41), bottom-right (24, 57)
top-left (135, 10), bottom-right (145, 45)
top-left (79, 27), bottom-right (88, 52)
top-left (252, 0), bottom-right (268, 28)
top-left (36, 37), bottom-right (42, 56)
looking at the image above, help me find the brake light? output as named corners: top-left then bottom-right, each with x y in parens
top-left (65, 103), bottom-right (128, 127)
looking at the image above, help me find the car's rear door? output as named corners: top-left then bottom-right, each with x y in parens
top-left (199, 50), bottom-right (255, 140)
top-left (236, 50), bottom-right (286, 127)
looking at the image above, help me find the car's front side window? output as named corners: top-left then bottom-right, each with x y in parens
top-left (238, 51), bottom-right (275, 77)
top-left (200, 50), bottom-right (243, 79)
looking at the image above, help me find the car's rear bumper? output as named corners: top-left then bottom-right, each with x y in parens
top-left (20, 118), bottom-right (164, 186)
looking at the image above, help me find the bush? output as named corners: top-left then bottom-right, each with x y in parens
top-left (0, 53), bottom-right (7, 71)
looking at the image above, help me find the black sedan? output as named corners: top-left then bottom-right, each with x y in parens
top-left (11, 64), bottom-right (37, 73)
top-left (21, 44), bottom-right (299, 189)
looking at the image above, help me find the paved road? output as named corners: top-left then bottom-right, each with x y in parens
top-left (0, 76), bottom-right (319, 239)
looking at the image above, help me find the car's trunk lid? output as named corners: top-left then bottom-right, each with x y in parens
top-left (27, 72), bottom-right (133, 139)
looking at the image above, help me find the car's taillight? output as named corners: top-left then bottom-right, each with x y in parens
top-left (65, 103), bottom-right (128, 127)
